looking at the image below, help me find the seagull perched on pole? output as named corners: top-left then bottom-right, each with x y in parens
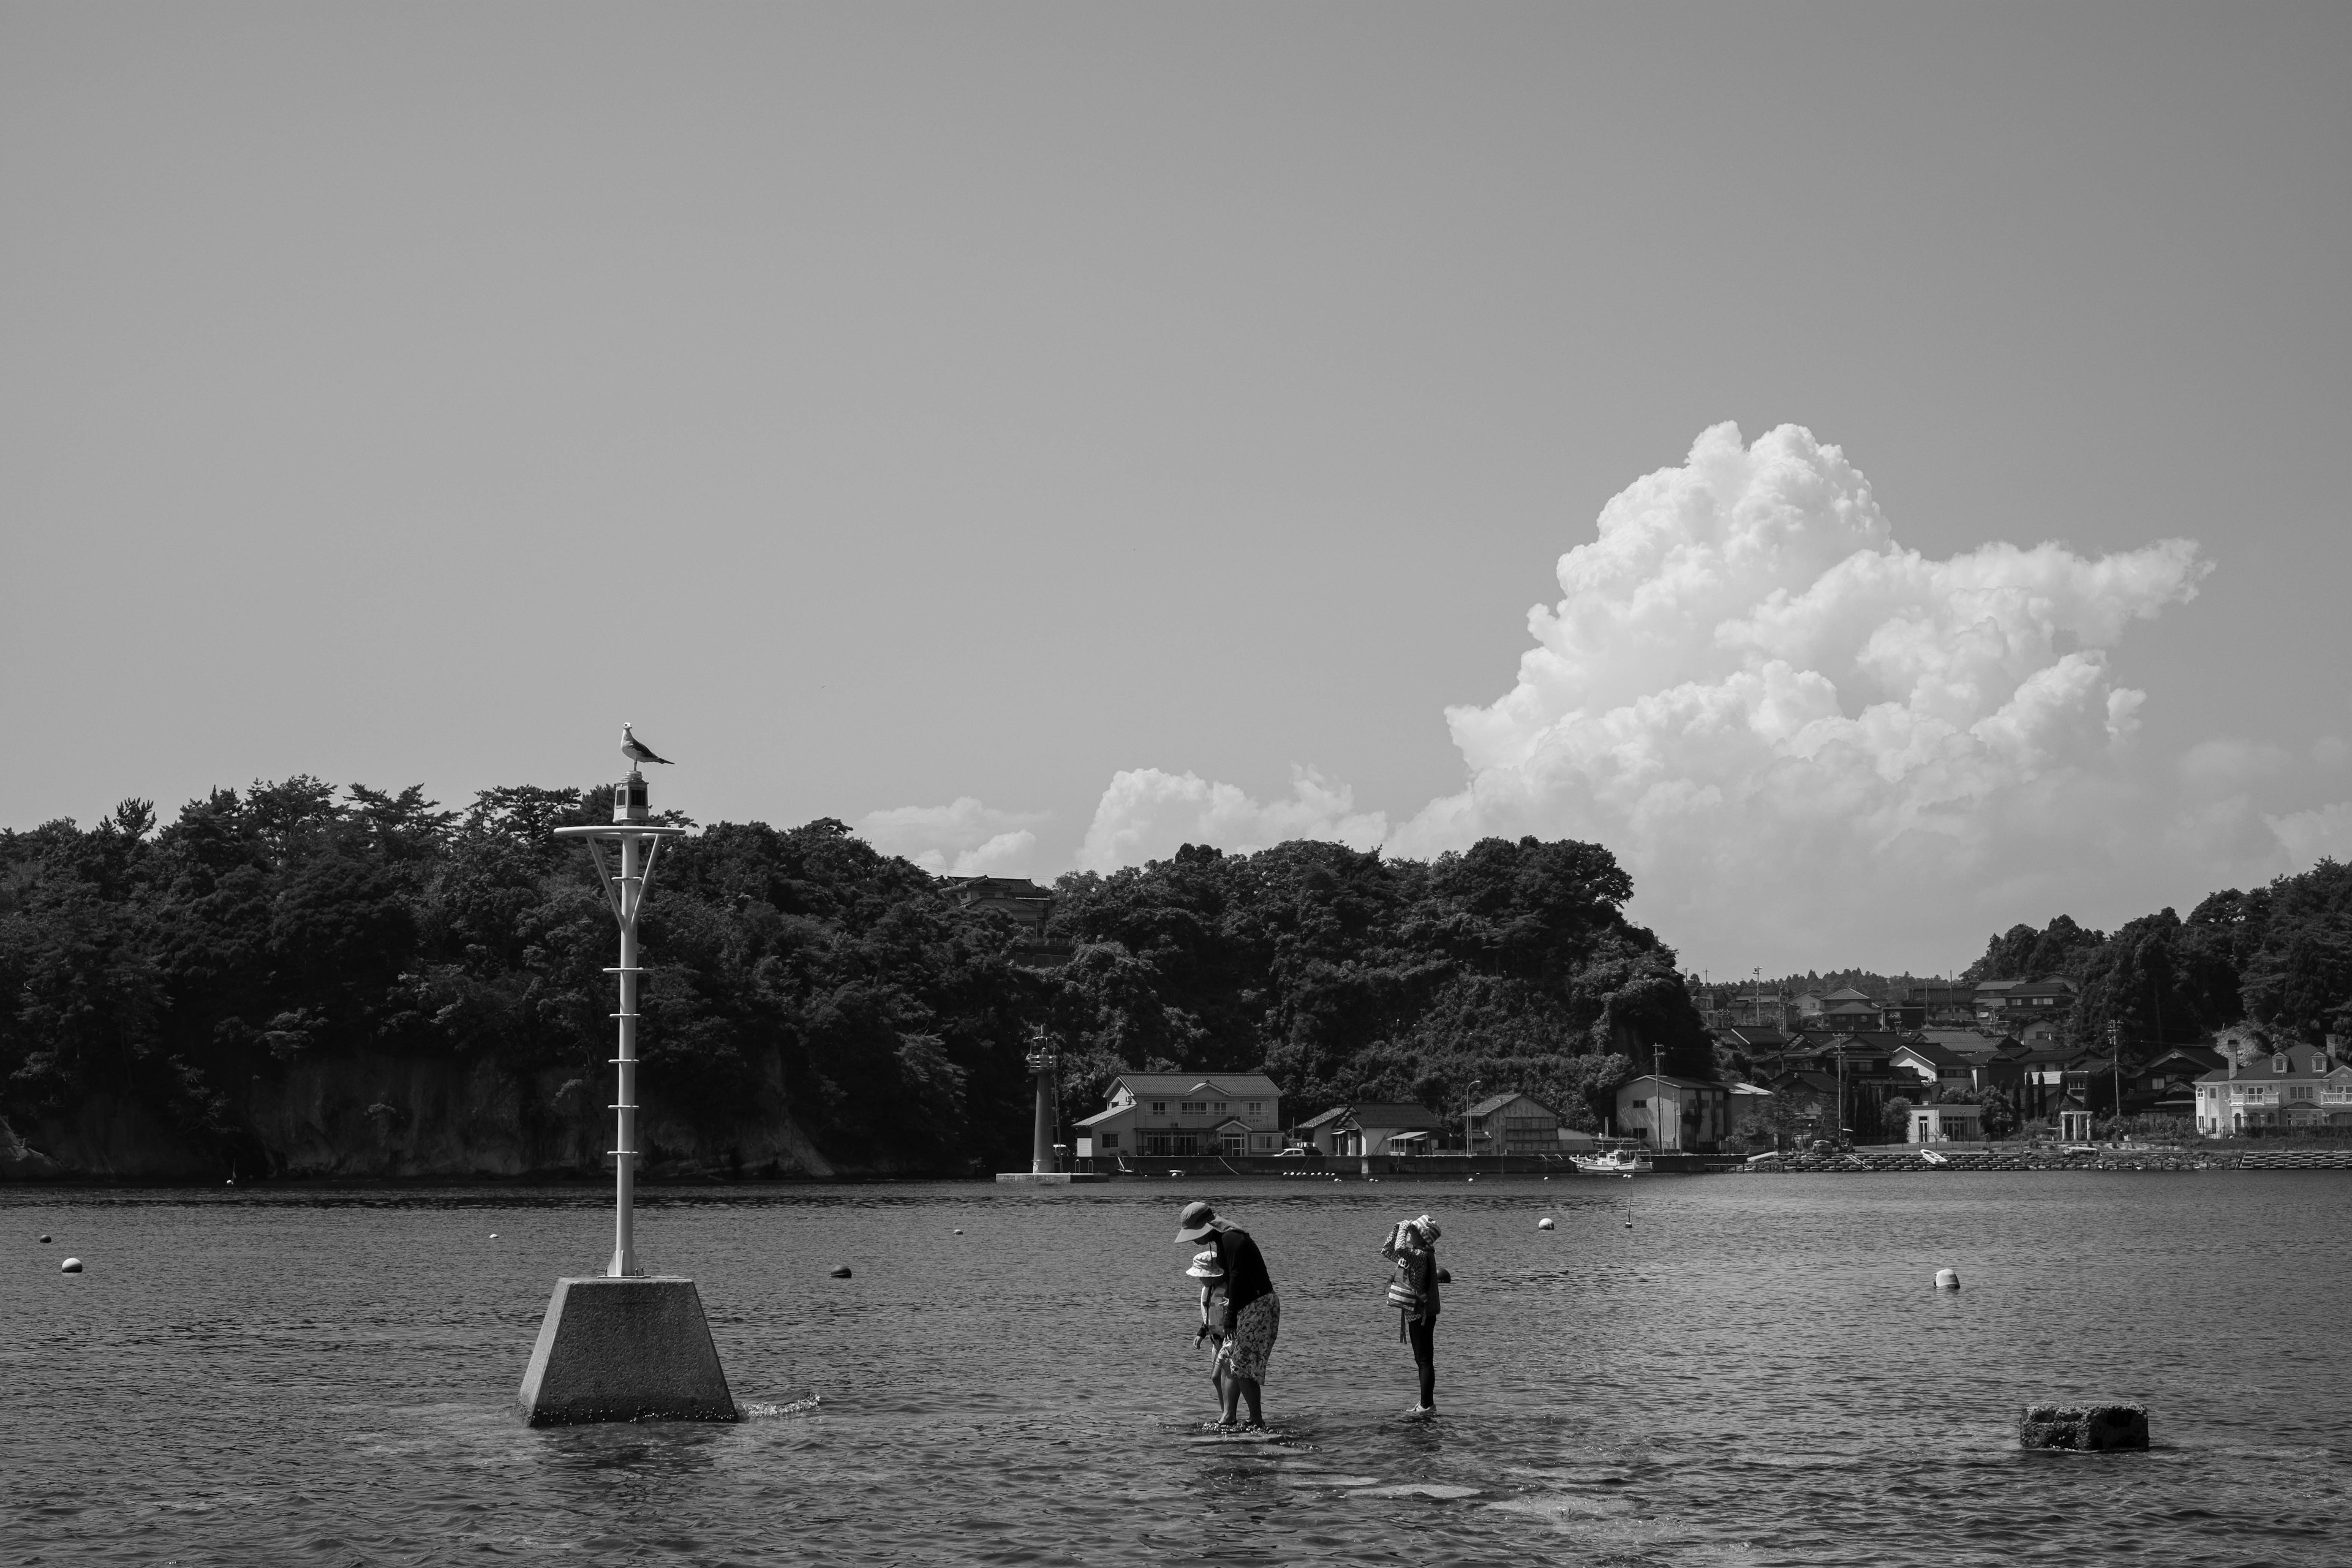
top-left (620, 723), bottom-right (674, 766)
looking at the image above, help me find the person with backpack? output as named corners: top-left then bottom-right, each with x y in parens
top-left (1175, 1200), bottom-right (1279, 1429)
top-left (1382, 1214), bottom-right (1441, 1415)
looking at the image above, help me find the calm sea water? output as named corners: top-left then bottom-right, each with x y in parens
top-left (4, 1172), bottom-right (2346, 1566)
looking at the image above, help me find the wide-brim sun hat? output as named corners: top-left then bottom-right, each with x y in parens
top-left (1185, 1248), bottom-right (1224, 1280)
top-left (1408, 1214), bottom-right (1441, 1242)
top-left (1174, 1200), bottom-right (1218, 1243)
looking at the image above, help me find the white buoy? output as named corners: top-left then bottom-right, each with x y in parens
top-left (38, 1234), bottom-right (51, 1243)
top-left (1936, 1268), bottom-right (1960, 1291)
top-left (830, 1265), bottom-right (853, 1278)
top-left (1537, 1218), bottom-right (1555, 1231)
top-left (60, 1257), bottom-right (83, 1273)
top-left (953, 1227), bottom-right (963, 1235)
top-left (488, 1233), bottom-right (499, 1239)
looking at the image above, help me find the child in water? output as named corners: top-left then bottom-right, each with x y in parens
top-left (1187, 1246), bottom-right (1227, 1411)
top-left (1382, 1214), bottom-right (1441, 1415)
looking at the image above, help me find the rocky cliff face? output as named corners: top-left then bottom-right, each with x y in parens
top-left (1, 1049), bottom-right (881, 1182)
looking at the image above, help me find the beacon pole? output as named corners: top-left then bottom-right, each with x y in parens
top-left (554, 767), bottom-right (685, 1279)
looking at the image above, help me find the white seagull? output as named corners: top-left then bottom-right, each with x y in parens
top-left (620, 723), bottom-right (674, 766)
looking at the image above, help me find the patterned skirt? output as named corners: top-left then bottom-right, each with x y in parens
top-left (1216, 1293), bottom-right (1281, 1383)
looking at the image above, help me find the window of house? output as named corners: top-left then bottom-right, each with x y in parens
top-left (1180, 1101), bottom-right (1201, 1114)
top-left (1248, 1101), bottom-right (1263, 1113)
top-left (1630, 1098), bottom-right (1646, 1108)
top-left (1212, 1101), bottom-right (1228, 1112)
top-left (2275, 1055), bottom-right (2288, 1073)
top-left (1150, 1101), bottom-right (1166, 1114)
top-left (1099, 1132), bottom-right (1120, 1150)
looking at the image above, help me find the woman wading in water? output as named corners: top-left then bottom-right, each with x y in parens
top-left (1382, 1214), bottom-right (1441, 1415)
top-left (1175, 1200), bottom-right (1279, 1429)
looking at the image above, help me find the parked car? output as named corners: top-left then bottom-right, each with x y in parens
top-left (1279, 1145), bottom-right (1315, 1159)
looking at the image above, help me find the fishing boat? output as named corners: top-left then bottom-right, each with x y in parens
top-left (1570, 1145), bottom-right (1653, 1177)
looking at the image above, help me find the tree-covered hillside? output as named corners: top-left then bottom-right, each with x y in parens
top-left (0, 782), bottom-right (1706, 1175)
top-left (1963, 859), bottom-right (2352, 1049)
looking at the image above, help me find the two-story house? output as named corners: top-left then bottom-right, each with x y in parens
top-left (1074, 1071), bottom-right (1284, 1160)
top-left (1464, 1091), bottom-right (1561, 1155)
top-left (2193, 1032), bottom-right (2352, 1137)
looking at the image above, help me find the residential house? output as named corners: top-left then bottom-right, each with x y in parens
top-left (1074, 1071), bottom-right (1284, 1161)
top-left (1615, 1074), bottom-right (1732, 1151)
top-left (1716, 1025), bottom-right (1794, 1058)
top-left (1972, 978), bottom-right (2024, 1022)
top-left (1774, 1031), bottom-right (1906, 1085)
top-left (1888, 1039), bottom-right (1975, 1100)
top-left (1901, 981), bottom-right (1978, 1026)
top-left (2006, 977), bottom-right (2078, 1020)
top-left (2132, 1046), bottom-right (2225, 1115)
top-left (1294, 1102), bottom-right (1446, 1158)
top-left (1464, 1092), bottom-right (1561, 1156)
top-left (1814, 987), bottom-right (1881, 1033)
top-left (2192, 1033), bottom-right (2352, 1137)
top-left (1907, 1101), bottom-right (1985, 1142)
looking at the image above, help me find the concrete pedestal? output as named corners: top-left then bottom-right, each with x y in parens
top-left (518, 1276), bottom-right (738, 1426)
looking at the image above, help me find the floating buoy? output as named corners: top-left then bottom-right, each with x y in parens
top-left (1936, 1268), bottom-right (1960, 1291)
top-left (952, 1228), bottom-right (963, 1235)
top-left (829, 1265), bottom-right (852, 1279)
top-left (60, 1257), bottom-right (83, 1273)
top-left (1623, 1217), bottom-right (1633, 1229)
top-left (38, 1234), bottom-right (50, 1243)
top-left (1537, 1218), bottom-right (1555, 1231)
top-left (488, 1233), bottom-right (499, 1240)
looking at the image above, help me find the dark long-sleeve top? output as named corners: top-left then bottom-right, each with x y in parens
top-left (1211, 1224), bottom-right (1274, 1313)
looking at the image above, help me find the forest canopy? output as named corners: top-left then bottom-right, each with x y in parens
top-left (0, 781), bottom-right (1709, 1174)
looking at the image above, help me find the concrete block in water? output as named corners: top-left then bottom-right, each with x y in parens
top-left (2018, 1403), bottom-right (2148, 1451)
top-left (518, 1276), bottom-right (737, 1426)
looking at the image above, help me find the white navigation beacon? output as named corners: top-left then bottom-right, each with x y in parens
top-left (551, 742), bottom-right (688, 1280)
top-left (519, 726), bottom-right (734, 1427)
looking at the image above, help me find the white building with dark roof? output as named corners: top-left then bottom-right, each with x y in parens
top-left (1074, 1071), bottom-right (1284, 1160)
top-left (2193, 1032), bottom-right (2352, 1137)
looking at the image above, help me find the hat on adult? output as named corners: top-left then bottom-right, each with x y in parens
top-left (1408, 1213), bottom-right (1441, 1243)
top-left (1185, 1248), bottom-right (1224, 1280)
top-left (1174, 1200), bottom-right (1219, 1243)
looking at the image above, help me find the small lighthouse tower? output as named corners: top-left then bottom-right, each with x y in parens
top-left (518, 739), bottom-right (737, 1425)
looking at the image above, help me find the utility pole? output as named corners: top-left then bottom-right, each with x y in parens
top-left (2107, 1019), bottom-right (2123, 1139)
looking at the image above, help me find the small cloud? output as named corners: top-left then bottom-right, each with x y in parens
top-left (2269, 802), bottom-right (2352, 870)
top-left (1077, 766), bottom-right (1387, 872)
top-left (856, 797), bottom-right (1047, 876)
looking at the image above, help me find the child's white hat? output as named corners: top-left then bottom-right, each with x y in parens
top-left (1185, 1248), bottom-right (1224, 1280)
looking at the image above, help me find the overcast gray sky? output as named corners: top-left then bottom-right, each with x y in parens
top-left (5, 2), bottom-right (2347, 974)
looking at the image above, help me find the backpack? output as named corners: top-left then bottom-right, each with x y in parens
top-left (1385, 1254), bottom-right (1423, 1312)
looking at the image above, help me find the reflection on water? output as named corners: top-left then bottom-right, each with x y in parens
top-left (5, 1174), bottom-right (2349, 1564)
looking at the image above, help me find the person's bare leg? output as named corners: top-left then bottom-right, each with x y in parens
top-left (1239, 1376), bottom-right (1263, 1427)
top-left (1219, 1374), bottom-right (1243, 1425)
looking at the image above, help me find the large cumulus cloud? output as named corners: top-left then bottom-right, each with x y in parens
top-left (1379, 422), bottom-right (2209, 965)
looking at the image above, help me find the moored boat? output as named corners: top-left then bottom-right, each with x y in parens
top-left (1570, 1145), bottom-right (1653, 1177)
